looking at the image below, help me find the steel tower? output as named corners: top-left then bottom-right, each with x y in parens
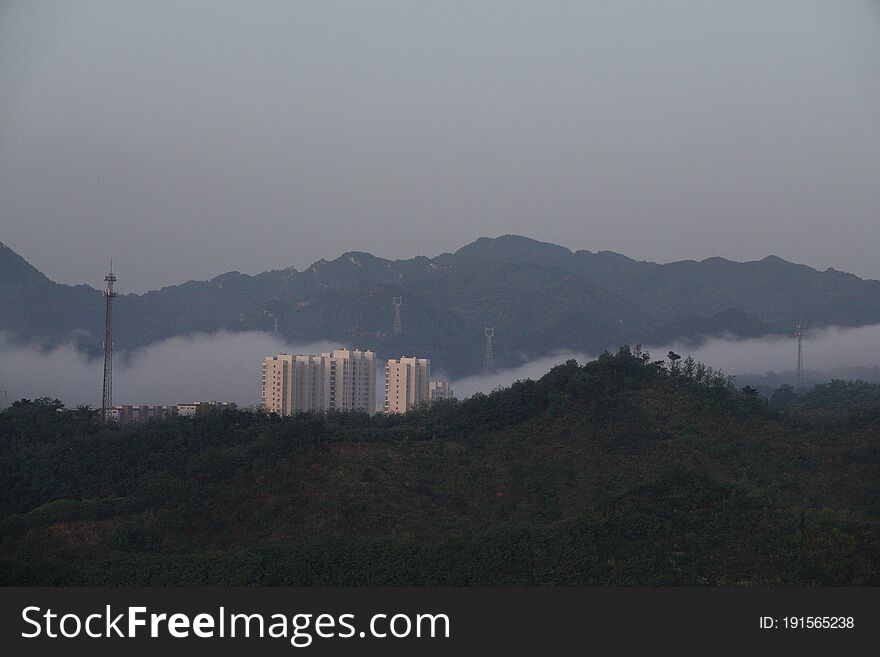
top-left (483, 327), bottom-right (494, 372)
top-left (794, 322), bottom-right (804, 388)
top-left (392, 296), bottom-right (402, 335)
top-left (101, 264), bottom-right (117, 420)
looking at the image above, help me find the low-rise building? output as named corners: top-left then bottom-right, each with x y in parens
top-left (107, 401), bottom-right (236, 423)
top-left (177, 401), bottom-right (237, 417)
top-left (108, 405), bottom-right (178, 424)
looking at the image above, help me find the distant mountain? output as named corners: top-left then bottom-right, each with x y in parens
top-left (3, 235), bottom-right (880, 377)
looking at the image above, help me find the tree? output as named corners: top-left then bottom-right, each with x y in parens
top-left (667, 351), bottom-right (682, 376)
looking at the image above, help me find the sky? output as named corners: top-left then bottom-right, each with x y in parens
top-left (1, 0), bottom-right (879, 292)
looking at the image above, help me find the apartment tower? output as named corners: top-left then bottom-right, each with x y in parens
top-left (429, 379), bottom-right (455, 401)
top-left (384, 357), bottom-right (430, 413)
top-left (262, 349), bottom-right (376, 415)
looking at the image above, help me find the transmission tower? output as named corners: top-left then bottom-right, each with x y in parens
top-left (101, 263), bottom-right (117, 421)
top-left (392, 296), bottom-right (402, 335)
top-left (794, 322), bottom-right (804, 388)
top-left (483, 327), bottom-right (495, 372)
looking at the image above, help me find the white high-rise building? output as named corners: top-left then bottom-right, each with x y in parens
top-left (262, 349), bottom-right (376, 415)
top-left (385, 357), bottom-right (431, 414)
top-left (325, 348), bottom-right (376, 413)
top-left (262, 354), bottom-right (293, 415)
top-left (429, 379), bottom-right (455, 401)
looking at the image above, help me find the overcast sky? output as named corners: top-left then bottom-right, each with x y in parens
top-left (1, 0), bottom-right (878, 292)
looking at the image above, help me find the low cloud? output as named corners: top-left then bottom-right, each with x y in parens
top-left (0, 332), bottom-right (336, 408)
top-left (652, 324), bottom-right (880, 378)
top-left (2, 324), bottom-right (880, 409)
top-left (451, 350), bottom-right (589, 398)
top-left (451, 324), bottom-right (880, 395)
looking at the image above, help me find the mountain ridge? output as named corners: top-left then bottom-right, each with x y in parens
top-left (5, 234), bottom-right (876, 294)
top-left (3, 235), bottom-right (880, 377)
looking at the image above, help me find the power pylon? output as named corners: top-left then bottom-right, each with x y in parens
top-left (392, 296), bottom-right (402, 335)
top-left (794, 322), bottom-right (804, 387)
top-left (483, 327), bottom-right (494, 372)
top-left (101, 263), bottom-right (117, 421)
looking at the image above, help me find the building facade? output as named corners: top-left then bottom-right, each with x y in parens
top-left (429, 379), bottom-right (455, 401)
top-left (385, 357), bottom-right (431, 413)
top-left (177, 401), bottom-right (237, 417)
top-left (107, 401), bottom-right (236, 423)
top-left (261, 349), bottom-right (377, 415)
top-left (261, 354), bottom-right (293, 415)
top-left (108, 405), bottom-right (177, 424)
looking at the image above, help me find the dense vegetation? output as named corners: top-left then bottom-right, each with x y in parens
top-left (5, 235), bottom-right (880, 376)
top-left (1, 347), bottom-right (878, 585)
top-left (770, 380), bottom-right (880, 419)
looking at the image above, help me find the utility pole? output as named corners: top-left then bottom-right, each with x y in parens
top-left (101, 263), bottom-right (117, 421)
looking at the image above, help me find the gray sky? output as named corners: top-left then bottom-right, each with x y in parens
top-left (1, 0), bottom-right (878, 292)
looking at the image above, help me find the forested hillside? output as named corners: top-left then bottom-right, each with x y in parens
top-left (1, 348), bottom-right (877, 585)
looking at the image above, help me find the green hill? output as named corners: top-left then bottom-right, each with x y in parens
top-left (1, 348), bottom-right (878, 585)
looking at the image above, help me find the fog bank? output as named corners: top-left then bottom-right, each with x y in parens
top-left (2, 323), bottom-right (880, 408)
top-left (0, 332), bottom-right (336, 408)
top-left (451, 324), bottom-right (880, 396)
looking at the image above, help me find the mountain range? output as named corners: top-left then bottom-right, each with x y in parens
top-left (3, 235), bottom-right (880, 378)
